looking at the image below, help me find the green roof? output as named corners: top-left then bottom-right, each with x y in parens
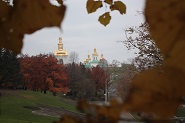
top-left (85, 62), bottom-right (91, 68)
top-left (91, 60), bottom-right (99, 63)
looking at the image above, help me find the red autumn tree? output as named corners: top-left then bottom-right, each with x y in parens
top-left (19, 54), bottom-right (32, 90)
top-left (90, 66), bottom-right (107, 91)
top-left (20, 54), bottom-right (68, 95)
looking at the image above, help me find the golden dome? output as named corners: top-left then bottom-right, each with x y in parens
top-left (92, 48), bottom-right (98, 56)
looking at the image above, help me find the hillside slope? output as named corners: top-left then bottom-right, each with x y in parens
top-left (0, 90), bottom-right (78, 123)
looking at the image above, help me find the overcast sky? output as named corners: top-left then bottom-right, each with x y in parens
top-left (22, 0), bottom-right (145, 63)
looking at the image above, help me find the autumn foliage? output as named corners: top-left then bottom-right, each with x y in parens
top-left (19, 54), bottom-right (68, 95)
top-left (90, 66), bottom-right (107, 90)
top-left (1, 50), bottom-right (108, 98)
top-left (1, 0), bottom-right (185, 123)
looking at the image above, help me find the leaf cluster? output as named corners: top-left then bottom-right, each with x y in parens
top-left (86, 0), bottom-right (126, 26)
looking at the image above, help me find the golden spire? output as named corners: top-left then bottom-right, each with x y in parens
top-left (58, 37), bottom-right (63, 51)
top-left (59, 37), bottom-right (62, 43)
top-left (88, 54), bottom-right (90, 59)
top-left (54, 37), bottom-right (68, 56)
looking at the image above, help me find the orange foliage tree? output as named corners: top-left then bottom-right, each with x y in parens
top-left (19, 54), bottom-right (68, 95)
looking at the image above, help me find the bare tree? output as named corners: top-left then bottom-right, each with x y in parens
top-left (68, 51), bottom-right (79, 63)
top-left (117, 64), bottom-right (137, 101)
top-left (122, 22), bottom-right (163, 70)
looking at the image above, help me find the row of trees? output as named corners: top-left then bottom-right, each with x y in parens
top-left (0, 22), bottom-right (163, 100)
top-left (0, 49), bottom-right (108, 99)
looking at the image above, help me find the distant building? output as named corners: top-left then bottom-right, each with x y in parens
top-left (54, 37), bottom-right (68, 64)
top-left (84, 48), bottom-right (106, 68)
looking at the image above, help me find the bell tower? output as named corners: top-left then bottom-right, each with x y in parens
top-left (54, 37), bottom-right (68, 64)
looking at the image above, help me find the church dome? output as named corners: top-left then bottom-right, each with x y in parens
top-left (92, 48), bottom-right (98, 56)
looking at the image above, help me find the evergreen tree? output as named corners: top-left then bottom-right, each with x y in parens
top-left (0, 48), bottom-right (22, 88)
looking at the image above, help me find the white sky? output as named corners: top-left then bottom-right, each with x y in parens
top-left (22, 0), bottom-right (145, 63)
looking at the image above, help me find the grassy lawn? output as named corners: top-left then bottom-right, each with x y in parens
top-left (0, 89), bottom-right (78, 123)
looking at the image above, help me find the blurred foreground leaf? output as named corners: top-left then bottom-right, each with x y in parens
top-left (123, 66), bottom-right (185, 118)
top-left (0, 0), bottom-right (66, 54)
top-left (122, 0), bottom-right (185, 119)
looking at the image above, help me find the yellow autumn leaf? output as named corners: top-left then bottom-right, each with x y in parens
top-left (123, 66), bottom-right (185, 118)
top-left (98, 12), bottom-right (111, 26)
top-left (86, 0), bottom-right (102, 14)
top-left (104, 0), bottom-right (113, 5)
top-left (0, 0), bottom-right (66, 54)
top-left (110, 1), bottom-right (126, 14)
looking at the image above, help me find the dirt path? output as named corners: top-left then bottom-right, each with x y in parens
top-left (32, 104), bottom-right (85, 119)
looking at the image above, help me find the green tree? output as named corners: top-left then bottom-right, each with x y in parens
top-left (0, 48), bottom-right (22, 88)
top-left (65, 62), bottom-right (82, 98)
